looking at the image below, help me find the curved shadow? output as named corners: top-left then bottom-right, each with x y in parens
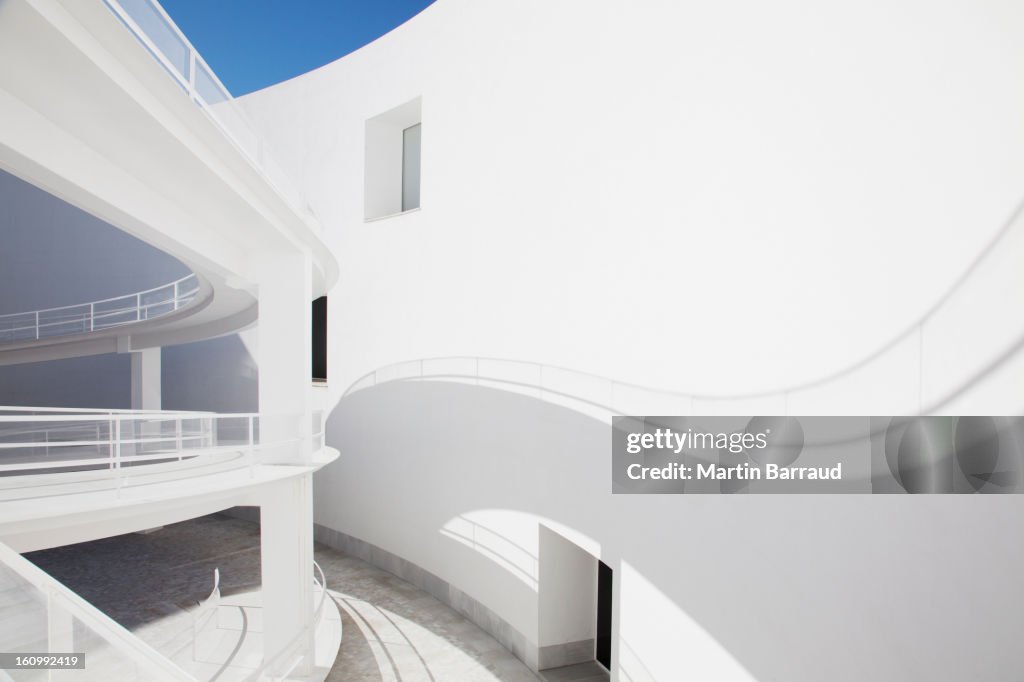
top-left (321, 379), bottom-right (1024, 682)
top-left (342, 194), bottom-right (1024, 416)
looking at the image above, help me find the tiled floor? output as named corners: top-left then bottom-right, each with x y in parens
top-left (27, 513), bottom-right (544, 681)
top-left (539, 661), bottom-right (609, 682)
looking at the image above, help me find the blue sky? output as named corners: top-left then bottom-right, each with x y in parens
top-left (160, 0), bottom-right (435, 95)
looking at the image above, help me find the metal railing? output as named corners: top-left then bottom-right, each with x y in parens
top-left (0, 273), bottom-right (201, 345)
top-left (0, 407), bottom-right (326, 497)
top-left (242, 561), bottom-right (329, 682)
top-left (191, 568), bottom-right (221, 662)
top-left (0, 539), bottom-right (198, 681)
top-left (343, 193), bottom-right (1024, 418)
top-left (103, 0), bottom-right (318, 224)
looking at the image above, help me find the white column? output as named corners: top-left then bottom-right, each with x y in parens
top-left (256, 249), bottom-right (313, 463)
top-left (260, 473), bottom-right (315, 676)
top-left (130, 347), bottom-right (161, 410)
top-left (255, 248), bottom-right (316, 675)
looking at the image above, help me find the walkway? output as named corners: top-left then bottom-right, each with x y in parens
top-left (26, 513), bottom-right (545, 681)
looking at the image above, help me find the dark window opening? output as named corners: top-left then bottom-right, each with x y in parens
top-left (596, 560), bottom-right (612, 670)
top-left (312, 296), bottom-right (327, 382)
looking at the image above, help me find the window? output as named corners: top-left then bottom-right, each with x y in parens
top-left (402, 123), bottom-right (421, 212)
top-left (364, 97), bottom-right (422, 220)
top-left (311, 296), bottom-right (326, 382)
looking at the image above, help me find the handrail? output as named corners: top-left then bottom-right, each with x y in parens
top-left (0, 406), bottom-right (213, 415)
top-left (0, 540), bottom-right (197, 681)
top-left (343, 193), bottom-right (1024, 416)
top-left (192, 568), bottom-right (221, 660)
top-left (242, 561), bottom-right (328, 682)
top-left (102, 0), bottom-right (319, 225)
top-left (0, 273), bottom-right (201, 345)
top-left (0, 407), bottom-right (326, 493)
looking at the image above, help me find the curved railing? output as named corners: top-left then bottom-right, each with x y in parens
top-left (0, 273), bottom-right (201, 346)
top-left (191, 568), bottom-right (221, 661)
top-left (242, 561), bottom-right (329, 682)
top-left (0, 407), bottom-right (326, 497)
top-left (0, 540), bottom-right (197, 681)
top-left (344, 196), bottom-right (1024, 417)
top-left (102, 0), bottom-right (319, 225)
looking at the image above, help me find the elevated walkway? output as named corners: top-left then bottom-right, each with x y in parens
top-left (0, 274), bottom-right (229, 365)
top-left (0, 406), bottom-right (337, 552)
top-left (0, 0), bottom-right (337, 363)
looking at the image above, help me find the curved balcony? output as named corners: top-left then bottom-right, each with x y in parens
top-left (0, 406), bottom-right (327, 501)
top-left (0, 273), bottom-right (209, 348)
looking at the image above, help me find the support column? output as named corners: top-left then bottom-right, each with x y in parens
top-left (255, 248), bottom-right (316, 675)
top-left (260, 473), bottom-right (315, 676)
top-left (256, 250), bottom-right (313, 463)
top-left (130, 347), bottom-right (161, 410)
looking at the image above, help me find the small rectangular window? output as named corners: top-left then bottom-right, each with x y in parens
top-left (364, 97), bottom-right (421, 220)
top-left (402, 123), bottom-right (421, 212)
top-left (312, 296), bottom-right (327, 382)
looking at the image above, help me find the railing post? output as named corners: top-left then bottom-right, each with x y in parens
top-left (35, 311), bottom-right (39, 340)
top-left (46, 587), bottom-right (74, 679)
top-left (89, 302), bottom-right (94, 332)
top-left (108, 416), bottom-right (115, 471)
top-left (917, 322), bottom-right (924, 414)
top-left (136, 293), bottom-right (142, 321)
top-left (248, 415), bottom-right (255, 476)
top-left (114, 418), bottom-right (123, 497)
top-left (176, 417), bottom-right (183, 461)
top-left (173, 280), bottom-right (180, 311)
top-left (188, 50), bottom-right (196, 99)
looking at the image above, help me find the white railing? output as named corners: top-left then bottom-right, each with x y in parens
top-left (0, 539), bottom-right (197, 681)
top-left (103, 0), bottom-right (318, 225)
top-left (0, 274), bottom-right (201, 346)
top-left (343, 194), bottom-right (1024, 418)
top-left (242, 561), bottom-right (329, 682)
top-left (191, 568), bottom-right (220, 662)
top-left (0, 407), bottom-right (326, 497)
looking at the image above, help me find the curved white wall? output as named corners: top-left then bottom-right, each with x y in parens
top-left (237, 1), bottom-right (1024, 679)
top-left (323, 382), bottom-right (1024, 681)
top-left (241, 0), bottom-right (1024, 398)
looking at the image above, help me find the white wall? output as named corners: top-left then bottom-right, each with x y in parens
top-left (240, 0), bottom-right (1024, 399)
top-left (236, 1), bottom-right (1024, 679)
top-left (323, 380), bottom-right (1024, 682)
top-left (538, 525), bottom-right (597, 657)
top-left (0, 170), bottom-right (189, 314)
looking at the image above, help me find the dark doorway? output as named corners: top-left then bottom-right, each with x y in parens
top-left (596, 560), bottom-right (612, 669)
top-left (312, 296), bottom-right (327, 382)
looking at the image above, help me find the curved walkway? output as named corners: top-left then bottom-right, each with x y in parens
top-left (0, 274), bottom-right (204, 346)
top-left (27, 513), bottom-right (543, 682)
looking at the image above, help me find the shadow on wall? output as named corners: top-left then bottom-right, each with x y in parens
top-left (319, 380), bottom-right (759, 679)
top-left (319, 379), bottom-right (1024, 682)
top-left (163, 335), bottom-right (258, 413)
top-left (0, 354), bottom-right (131, 408)
top-left (0, 334), bottom-right (257, 412)
top-left (0, 170), bottom-right (191, 314)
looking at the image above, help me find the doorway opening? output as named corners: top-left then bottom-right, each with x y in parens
top-left (596, 560), bottom-right (612, 670)
top-left (312, 296), bottom-right (327, 382)
top-left (537, 526), bottom-right (611, 680)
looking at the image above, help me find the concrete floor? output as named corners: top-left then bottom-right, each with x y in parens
top-left (26, 513), bottom-right (549, 681)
